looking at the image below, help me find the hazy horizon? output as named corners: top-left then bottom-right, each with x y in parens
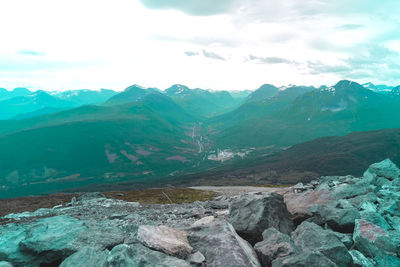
top-left (0, 80), bottom-right (398, 93)
top-left (0, 0), bottom-right (399, 91)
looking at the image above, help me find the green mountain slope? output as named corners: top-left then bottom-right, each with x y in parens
top-left (215, 80), bottom-right (400, 147)
top-left (0, 92), bottom-right (204, 198)
top-left (207, 85), bottom-right (315, 130)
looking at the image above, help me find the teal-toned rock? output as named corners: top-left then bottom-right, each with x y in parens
top-left (349, 250), bottom-right (375, 267)
top-left (60, 247), bottom-right (108, 267)
top-left (353, 219), bottom-right (399, 260)
top-left (105, 244), bottom-right (191, 267)
top-left (271, 251), bottom-right (336, 267)
top-left (19, 215), bottom-right (87, 264)
top-left (363, 159), bottom-right (400, 184)
top-left (291, 221), bottom-right (353, 266)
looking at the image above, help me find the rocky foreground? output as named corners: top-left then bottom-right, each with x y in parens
top-left (1, 159), bottom-right (400, 266)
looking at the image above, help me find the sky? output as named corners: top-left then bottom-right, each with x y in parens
top-left (0, 0), bottom-right (399, 91)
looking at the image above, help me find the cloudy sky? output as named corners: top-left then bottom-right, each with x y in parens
top-left (0, 0), bottom-right (399, 91)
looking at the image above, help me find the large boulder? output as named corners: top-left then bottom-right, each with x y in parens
top-left (363, 159), bottom-right (400, 184)
top-left (188, 219), bottom-right (261, 267)
top-left (18, 215), bottom-right (87, 264)
top-left (291, 221), bottom-right (353, 266)
top-left (353, 219), bottom-right (399, 260)
top-left (137, 225), bottom-right (193, 258)
top-left (254, 227), bottom-right (297, 267)
top-left (229, 192), bottom-right (293, 244)
top-left (271, 251), bottom-right (336, 267)
top-left (309, 199), bottom-right (360, 233)
top-left (0, 224), bottom-right (37, 266)
top-left (0, 215), bottom-right (87, 266)
top-left (283, 189), bottom-right (333, 225)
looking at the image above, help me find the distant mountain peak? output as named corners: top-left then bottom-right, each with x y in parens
top-left (247, 84), bottom-right (279, 102)
top-left (125, 84), bottom-right (147, 92)
top-left (106, 84), bottom-right (160, 105)
top-left (334, 80), bottom-right (365, 92)
top-left (165, 84), bottom-right (192, 96)
top-left (12, 87), bottom-right (31, 94)
top-left (392, 86), bottom-right (400, 95)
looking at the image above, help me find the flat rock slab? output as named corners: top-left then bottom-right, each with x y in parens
top-left (188, 220), bottom-right (261, 267)
top-left (137, 225), bottom-right (193, 258)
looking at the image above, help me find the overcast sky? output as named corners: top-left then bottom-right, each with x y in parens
top-left (0, 0), bottom-right (399, 91)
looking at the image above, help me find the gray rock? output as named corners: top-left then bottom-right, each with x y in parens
top-left (105, 244), bottom-right (190, 267)
top-left (60, 247), bottom-right (108, 267)
top-left (291, 221), bottom-right (353, 266)
top-left (271, 251), bottom-right (337, 267)
top-left (137, 225), bottom-right (193, 258)
top-left (188, 219), bottom-right (261, 267)
top-left (254, 227), bottom-right (297, 267)
top-left (348, 250), bottom-right (375, 267)
top-left (205, 200), bottom-right (229, 209)
top-left (229, 192), bottom-right (293, 244)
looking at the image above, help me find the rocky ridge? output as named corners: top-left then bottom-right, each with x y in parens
top-left (1, 159), bottom-right (400, 266)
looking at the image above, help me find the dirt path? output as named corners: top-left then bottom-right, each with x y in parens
top-left (190, 186), bottom-right (292, 197)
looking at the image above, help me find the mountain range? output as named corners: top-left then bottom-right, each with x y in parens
top-left (1, 80), bottom-right (400, 198)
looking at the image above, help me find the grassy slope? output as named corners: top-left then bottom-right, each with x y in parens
top-left (0, 94), bottom-right (202, 198)
top-left (174, 128), bottom-right (400, 186)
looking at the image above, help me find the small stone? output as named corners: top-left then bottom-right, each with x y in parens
top-left (189, 251), bottom-right (205, 265)
top-left (66, 197), bottom-right (77, 207)
top-left (216, 210), bottom-right (229, 217)
top-left (192, 216), bottom-right (215, 227)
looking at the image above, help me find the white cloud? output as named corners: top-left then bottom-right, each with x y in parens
top-left (0, 0), bottom-right (399, 91)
